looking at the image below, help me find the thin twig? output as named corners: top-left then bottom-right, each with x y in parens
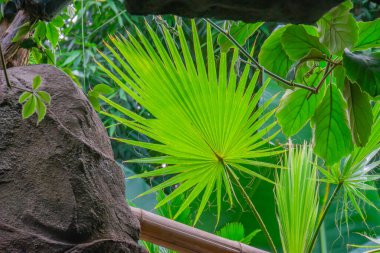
top-left (205, 18), bottom-right (316, 93)
top-left (306, 62), bottom-right (338, 99)
top-left (226, 165), bottom-right (278, 253)
top-left (0, 42), bottom-right (11, 88)
top-left (307, 183), bottom-right (343, 253)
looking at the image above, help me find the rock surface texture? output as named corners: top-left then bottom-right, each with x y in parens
top-left (125, 0), bottom-right (343, 23)
top-left (0, 65), bottom-right (146, 253)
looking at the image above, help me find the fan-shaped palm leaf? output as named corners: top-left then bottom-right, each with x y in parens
top-left (97, 21), bottom-right (281, 224)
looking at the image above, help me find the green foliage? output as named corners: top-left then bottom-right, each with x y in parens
top-left (276, 68), bottom-right (325, 137)
top-left (98, 21), bottom-right (281, 225)
top-left (317, 1), bottom-right (358, 55)
top-left (348, 234), bottom-right (380, 252)
top-left (19, 75), bottom-right (51, 124)
top-left (259, 1), bottom-right (380, 165)
top-left (319, 104), bottom-right (380, 221)
top-left (312, 84), bottom-right (354, 166)
top-left (88, 84), bottom-right (114, 111)
top-left (217, 21), bottom-right (263, 52)
top-left (343, 50), bottom-right (380, 98)
top-left (258, 25), bottom-right (293, 79)
top-left (216, 222), bottom-right (260, 245)
top-left (344, 82), bottom-right (373, 147)
top-left (354, 18), bottom-right (380, 51)
top-left (275, 143), bottom-right (319, 253)
top-left (281, 25), bottom-right (329, 60)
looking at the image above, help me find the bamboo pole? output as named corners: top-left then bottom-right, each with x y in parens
top-left (131, 207), bottom-right (269, 253)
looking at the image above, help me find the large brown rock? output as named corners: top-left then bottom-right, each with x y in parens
top-left (125, 0), bottom-right (343, 23)
top-left (0, 65), bottom-right (146, 253)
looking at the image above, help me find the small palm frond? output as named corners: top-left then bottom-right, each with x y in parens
top-left (97, 21), bottom-right (281, 224)
top-left (275, 143), bottom-right (319, 253)
top-left (216, 222), bottom-right (260, 245)
top-left (319, 104), bottom-right (380, 220)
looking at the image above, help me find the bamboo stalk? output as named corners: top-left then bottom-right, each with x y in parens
top-left (131, 207), bottom-right (269, 253)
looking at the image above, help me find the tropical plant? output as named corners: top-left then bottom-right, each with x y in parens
top-left (258, 1), bottom-right (380, 166)
top-left (319, 104), bottom-right (380, 226)
top-left (275, 143), bottom-right (319, 253)
top-left (96, 20), bottom-right (282, 251)
top-left (348, 233), bottom-right (380, 253)
top-left (216, 222), bottom-right (260, 245)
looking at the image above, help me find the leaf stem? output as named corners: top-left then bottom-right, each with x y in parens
top-left (205, 18), bottom-right (316, 93)
top-left (307, 62), bottom-right (338, 99)
top-left (0, 42), bottom-right (12, 89)
top-left (226, 166), bottom-right (277, 253)
top-left (307, 182), bottom-right (343, 253)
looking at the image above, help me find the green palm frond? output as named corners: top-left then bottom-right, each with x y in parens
top-left (275, 143), bottom-right (319, 253)
top-left (319, 104), bottom-right (380, 221)
top-left (97, 21), bottom-right (281, 224)
top-left (216, 222), bottom-right (260, 245)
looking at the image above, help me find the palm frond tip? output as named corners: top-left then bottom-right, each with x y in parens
top-left (98, 21), bottom-right (281, 224)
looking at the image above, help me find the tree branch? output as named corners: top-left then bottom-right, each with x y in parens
top-left (205, 18), bottom-right (316, 93)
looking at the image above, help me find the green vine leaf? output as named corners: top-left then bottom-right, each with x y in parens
top-left (19, 91), bottom-right (32, 104)
top-left (259, 25), bottom-right (294, 79)
top-left (344, 81), bottom-right (373, 147)
top-left (12, 22), bottom-right (31, 43)
top-left (36, 98), bottom-right (47, 123)
top-left (353, 18), bottom-right (380, 51)
top-left (282, 25), bottom-right (329, 60)
top-left (217, 21), bottom-right (263, 52)
top-left (333, 65), bottom-right (346, 91)
top-left (19, 75), bottom-right (51, 123)
top-left (343, 50), bottom-right (380, 98)
top-left (37, 91), bottom-right (51, 105)
top-left (312, 84), bottom-right (354, 165)
top-left (46, 22), bottom-right (60, 48)
top-left (317, 1), bottom-right (358, 55)
top-left (32, 75), bottom-right (42, 90)
top-left (277, 68), bottom-right (325, 137)
top-left (22, 95), bottom-right (37, 119)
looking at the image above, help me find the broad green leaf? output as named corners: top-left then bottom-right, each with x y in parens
top-left (276, 69), bottom-right (325, 137)
top-left (353, 19), bottom-right (380, 51)
top-left (93, 84), bottom-right (114, 95)
top-left (34, 22), bottom-right (46, 43)
top-left (46, 23), bottom-right (60, 48)
top-left (259, 25), bottom-right (294, 79)
top-left (217, 21), bottom-right (263, 52)
top-left (50, 16), bottom-right (65, 28)
top-left (282, 25), bottom-right (329, 60)
top-left (36, 98), bottom-right (47, 123)
top-left (37, 91), bottom-right (51, 105)
top-left (343, 50), bottom-right (380, 98)
top-left (333, 65), bottom-right (346, 91)
top-left (32, 75), bottom-right (42, 90)
top-left (18, 92), bottom-right (32, 104)
top-left (312, 84), bottom-right (353, 165)
top-left (344, 82), bottom-right (373, 147)
top-left (88, 94), bottom-right (101, 112)
top-left (22, 95), bottom-right (36, 119)
top-left (317, 1), bottom-right (358, 55)
top-left (12, 22), bottom-right (31, 42)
